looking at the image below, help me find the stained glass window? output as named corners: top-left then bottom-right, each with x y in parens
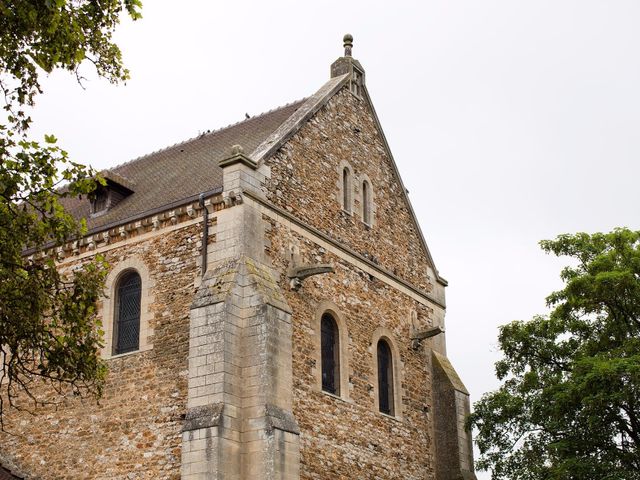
top-left (377, 339), bottom-right (394, 415)
top-left (114, 271), bottom-right (141, 355)
top-left (321, 313), bottom-right (340, 395)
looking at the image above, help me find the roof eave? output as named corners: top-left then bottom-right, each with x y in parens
top-left (250, 74), bottom-right (350, 164)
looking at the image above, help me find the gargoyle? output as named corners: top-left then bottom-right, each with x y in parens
top-left (287, 264), bottom-right (334, 291)
top-left (411, 325), bottom-right (445, 350)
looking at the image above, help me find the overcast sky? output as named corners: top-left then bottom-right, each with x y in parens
top-left (29, 1), bottom-right (640, 476)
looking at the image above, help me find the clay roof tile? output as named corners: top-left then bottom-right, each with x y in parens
top-left (61, 99), bottom-right (306, 232)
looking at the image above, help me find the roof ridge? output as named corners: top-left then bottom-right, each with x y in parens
top-left (108, 98), bottom-right (307, 172)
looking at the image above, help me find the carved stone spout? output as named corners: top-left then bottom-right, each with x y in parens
top-left (287, 264), bottom-right (334, 291)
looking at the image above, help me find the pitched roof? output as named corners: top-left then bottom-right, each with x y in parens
top-left (58, 68), bottom-right (446, 284)
top-left (61, 99), bottom-right (306, 233)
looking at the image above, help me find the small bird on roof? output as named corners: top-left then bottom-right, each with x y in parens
top-left (245, 113), bottom-right (250, 119)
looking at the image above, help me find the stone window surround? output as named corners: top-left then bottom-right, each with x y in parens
top-left (100, 256), bottom-right (154, 359)
top-left (312, 300), bottom-right (351, 401)
top-left (335, 161), bottom-right (377, 227)
top-left (357, 173), bottom-right (376, 227)
top-left (370, 327), bottom-right (404, 419)
top-left (337, 160), bottom-right (354, 214)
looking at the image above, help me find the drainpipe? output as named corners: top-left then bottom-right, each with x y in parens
top-left (199, 193), bottom-right (208, 276)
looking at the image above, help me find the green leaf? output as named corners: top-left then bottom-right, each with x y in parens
top-left (471, 228), bottom-right (640, 480)
top-left (0, 0), bottom-right (140, 426)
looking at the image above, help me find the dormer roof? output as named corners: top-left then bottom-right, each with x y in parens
top-left (100, 170), bottom-right (136, 193)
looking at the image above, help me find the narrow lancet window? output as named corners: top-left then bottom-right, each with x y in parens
top-left (321, 313), bottom-right (340, 395)
top-left (362, 180), bottom-right (371, 224)
top-left (114, 270), bottom-right (142, 355)
top-left (377, 339), bottom-right (394, 415)
top-left (342, 167), bottom-right (351, 212)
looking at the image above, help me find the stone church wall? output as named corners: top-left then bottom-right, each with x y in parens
top-left (262, 84), bottom-right (442, 479)
top-left (265, 87), bottom-right (436, 295)
top-left (0, 222), bottom-right (202, 479)
top-left (0, 81), bottom-right (461, 480)
top-left (265, 224), bottom-right (438, 479)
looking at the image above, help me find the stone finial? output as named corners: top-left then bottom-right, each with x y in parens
top-left (331, 33), bottom-right (365, 79)
top-left (343, 34), bottom-right (353, 57)
top-left (231, 144), bottom-right (244, 155)
top-left (219, 144), bottom-right (257, 170)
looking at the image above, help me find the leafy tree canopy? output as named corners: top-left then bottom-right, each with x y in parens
top-left (0, 0), bottom-right (141, 426)
top-left (469, 228), bottom-right (640, 479)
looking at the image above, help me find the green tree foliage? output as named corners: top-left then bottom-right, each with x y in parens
top-left (0, 0), bottom-right (141, 425)
top-left (469, 229), bottom-right (640, 479)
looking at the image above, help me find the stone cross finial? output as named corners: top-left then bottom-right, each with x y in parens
top-left (343, 34), bottom-right (353, 57)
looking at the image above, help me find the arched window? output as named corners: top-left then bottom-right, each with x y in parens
top-left (377, 339), bottom-right (394, 415)
top-left (342, 167), bottom-right (351, 212)
top-left (113, 270), bottom-right (142, 355)
top-left (362, 180), bottom-right (371, 224)
top-left (321, 313), bottom-right (340, 395)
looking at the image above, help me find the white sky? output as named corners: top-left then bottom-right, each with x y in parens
top-left (30, 1), bottom-right (640, 477)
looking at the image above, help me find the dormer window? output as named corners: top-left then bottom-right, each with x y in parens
top-left (90, 172), bottom-right (135, 217)
top-left (92, 187), bottom-right (109, 214)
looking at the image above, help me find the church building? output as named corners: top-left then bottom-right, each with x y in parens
top-left (0, 35), bottom-right (476, 480)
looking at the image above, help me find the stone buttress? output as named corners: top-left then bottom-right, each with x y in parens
top-left (181, 146), bottom-right (299, 479)
top-left (432, 351), bottom-right (476, 480)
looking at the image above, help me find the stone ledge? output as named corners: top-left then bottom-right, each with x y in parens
top-left (244, 190), bottom-right (445, 310)
top-left (33, 192), bottom-right (225, 265)
top-left (182, 402), bottom-right (224, 432)
top-left (433, 351), bottom-right (469, 395)
top-left (265, 404), bottom-right (300, 435)
top-left (191, 255), bottom-right (292, 313)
